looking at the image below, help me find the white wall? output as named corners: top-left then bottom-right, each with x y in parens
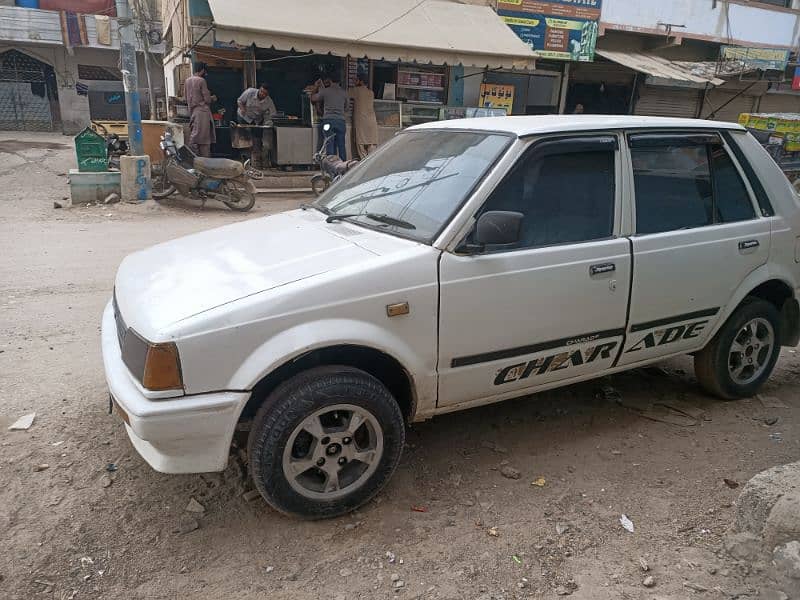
top-left (601, 0), bottom-right (799, 49)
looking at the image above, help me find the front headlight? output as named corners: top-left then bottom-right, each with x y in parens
top-left (121, 329), bottom-right (183, 391)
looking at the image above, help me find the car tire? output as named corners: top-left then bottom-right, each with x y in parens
top-left (694, 298), bottom-right (782, 400)
top-left (247, 366), bottom-right (406, 519)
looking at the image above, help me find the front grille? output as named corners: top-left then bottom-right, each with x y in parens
top-left (113, 293), bottom-right (127, 349)
top-left (113, 292), bottom-right (148, 384)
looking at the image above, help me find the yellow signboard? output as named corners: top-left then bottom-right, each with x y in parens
top-left (479, 83), bottom-right (515, 114)
top-left (739, 113), bottom-right (800, 152)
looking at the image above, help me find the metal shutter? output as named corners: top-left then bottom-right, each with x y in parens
top-left (758, 93), bottom-right (800, 114)
top-left (634, 86), bottom-right (702, 118)
top-left (570, 60), bottom-right (635, 86)
top-left (703, 90), bottom-right (757, 122)
top-left (0, 50), bottom-right (55, 132)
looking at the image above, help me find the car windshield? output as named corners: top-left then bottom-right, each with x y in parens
top-left (315, 130), bottom-right (511, 243)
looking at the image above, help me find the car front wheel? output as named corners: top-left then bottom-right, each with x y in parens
top-left (695, 298), bottom-right (782, 399)
top-left (247, 366), bottom-right (405, 519)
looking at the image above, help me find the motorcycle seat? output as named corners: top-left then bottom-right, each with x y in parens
top-left (193, 157), bottom-right (244, 179)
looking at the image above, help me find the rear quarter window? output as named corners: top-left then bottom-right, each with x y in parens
top-left (721, 130), bottom-right (774, 217)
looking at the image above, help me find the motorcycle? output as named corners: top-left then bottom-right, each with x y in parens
top-left (311, 123), bottom-right (359, 196)
top-left (152, 131), bottom-right (257, 212)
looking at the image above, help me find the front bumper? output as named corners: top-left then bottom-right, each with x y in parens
top-left (101, 301), bottom-right (249, 473)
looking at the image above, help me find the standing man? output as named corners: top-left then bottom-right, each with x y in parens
top-left (184, 62), bottom-right (216, 158)
top-left (237, 83), bottom-right (277, 167)
top-left (311, 72), bottom-right (348, 160)
top-left (348, 75), bottom-right (378, 159)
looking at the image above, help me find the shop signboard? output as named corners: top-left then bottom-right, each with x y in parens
top-left (738, 113), bottom-right (800, 152)
top-left (793, 67), bottom-right (800, 91)
top-left (347, 57), bottom-right (370, 88)
top-left (479, 83), bottom-right (515, 113)
top-left (720, 46), bottom-right (790, 72)
top-left (497, 0), bottom-right (601, 62)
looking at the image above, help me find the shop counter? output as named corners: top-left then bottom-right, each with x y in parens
top-left (274, 124), bottom-right (354, 166)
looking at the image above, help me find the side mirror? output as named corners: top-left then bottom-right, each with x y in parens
top-left (475, 211), bottom-right (523, 246)
top-left (459, 211), bottom-right (523, 253)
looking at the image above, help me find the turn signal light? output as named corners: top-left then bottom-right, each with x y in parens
top-left (142, 342), bottom-right (183, 391)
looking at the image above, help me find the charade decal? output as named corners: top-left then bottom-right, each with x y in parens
top-left (625, 320), bottom-right (708, 353)
top-left (494, 341), bottom-right (618, 385)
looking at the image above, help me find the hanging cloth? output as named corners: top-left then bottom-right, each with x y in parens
top-left (60, 11), bottom-right (89, 48)
top-left (95, 15), bottom-right (112, 46)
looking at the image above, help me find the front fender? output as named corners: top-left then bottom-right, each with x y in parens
top-left (228, 318), bottom-right (437, 416)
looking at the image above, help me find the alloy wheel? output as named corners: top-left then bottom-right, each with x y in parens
top-left (281, 404), bottom-right (384, 500)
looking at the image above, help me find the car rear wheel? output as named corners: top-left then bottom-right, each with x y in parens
top-left (694, 298), bottom-right (782, 399)
top-left (247, 366), bottom-right (405, 519)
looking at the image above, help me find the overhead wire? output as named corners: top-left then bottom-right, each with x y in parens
top-left (354, 0), bottom-right (428, 41)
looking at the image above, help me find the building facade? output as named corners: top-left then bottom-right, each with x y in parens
top-left (0, 0), bottom-right (164, 134)
top-left (160, 0), bottom-right (536, 162)
top-left (564, 0), bottom-right (800, 119)
top-left (160, 0), bottom-right (800, 139)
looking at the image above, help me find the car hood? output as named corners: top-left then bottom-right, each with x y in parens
top-left (114, 210), bottom-right (390, 339)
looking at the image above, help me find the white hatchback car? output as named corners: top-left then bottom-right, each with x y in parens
top-left (103, 116), bottom-right (800, 518)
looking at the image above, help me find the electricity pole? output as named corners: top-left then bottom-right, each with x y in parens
top-left (115, 0), bottom-right (144, 155)
top-left (131, 0), bottom-right (157, 120)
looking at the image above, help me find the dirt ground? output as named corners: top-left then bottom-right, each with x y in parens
top-left (1, 132), bottom-right (798, 600)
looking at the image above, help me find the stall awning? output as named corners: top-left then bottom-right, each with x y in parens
top-left (207, 0), bottom-right (536, 69)
top-left (595, 49), bottom-right (725, 88)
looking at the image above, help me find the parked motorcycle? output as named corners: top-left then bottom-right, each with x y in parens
top-left (152, 131), bottom-right (256, 212)
top-left (311, 123), bottom-right (359, 196)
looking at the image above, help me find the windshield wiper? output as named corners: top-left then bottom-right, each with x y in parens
top-left (326, 212), bottom-right (416, 230)
top-left (300, 203), bottom-right (330, 215)
top-left (335, 173), bottom-right (459, 212)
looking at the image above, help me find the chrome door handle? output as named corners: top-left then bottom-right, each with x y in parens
top-left (590, 263), bottom-right (616, 275)
top-left (739, 240), bottom-right (760, 250)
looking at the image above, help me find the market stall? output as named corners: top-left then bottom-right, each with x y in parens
top-left (738, 112), bottom-right (800, 182)
top-left (191, 0), bottom-right (535, 167)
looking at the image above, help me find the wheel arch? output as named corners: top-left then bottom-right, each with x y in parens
top-left (745, 279), bottom-right (799, 346)
top-left (724, 269), bottom-right (799, 347)
top-left (238, 344), bottom-right (418, 426)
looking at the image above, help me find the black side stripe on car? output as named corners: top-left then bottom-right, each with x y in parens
top-left (629, 308), bottom-right (720, 333)
top-left (450, 328), bottom-right (626, 369)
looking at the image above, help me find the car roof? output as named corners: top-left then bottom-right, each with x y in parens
top-left (408, 114), bottom-right (746, 136)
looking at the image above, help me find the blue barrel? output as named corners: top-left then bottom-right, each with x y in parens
top-left (16, 0), bottom-right (41, 7)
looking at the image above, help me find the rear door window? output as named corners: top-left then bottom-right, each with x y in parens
top-left (630, 133), bottom-right (756, 234)
top-left (631, 143), bottom-right (712, 234)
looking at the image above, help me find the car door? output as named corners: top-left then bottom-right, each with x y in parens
top-left (437, 134), bottom-right (632, 408)
top-left (617, 131), bottom-right (771, 366)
